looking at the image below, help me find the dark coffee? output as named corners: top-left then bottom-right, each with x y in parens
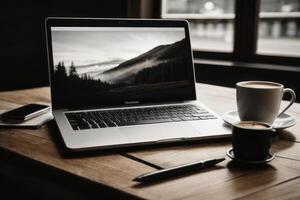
top-left (232, 121), bottom-right (273, 161)
top-left (235, 121), bottom-right (269, 129)
top-left (240, 82), bottom-right (280, 89)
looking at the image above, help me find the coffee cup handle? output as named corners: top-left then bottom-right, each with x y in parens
top-left (278, 88), bottom-right (296, 117)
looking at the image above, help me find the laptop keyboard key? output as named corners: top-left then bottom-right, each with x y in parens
top-left (65, 104), bottom-right (217, 131)
top-left (78, 124), bottom-right (90, 130)
top-left (171, 117), bottom-right (182, 121)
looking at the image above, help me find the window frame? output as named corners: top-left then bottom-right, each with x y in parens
top-left (161, 0), bottom-right (300, 67)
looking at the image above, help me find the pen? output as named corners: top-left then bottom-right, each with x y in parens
top-left (133, 157), bottom-right (225, 183)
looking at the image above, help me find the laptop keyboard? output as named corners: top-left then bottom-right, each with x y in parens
top-left (65, 104), bottom-right (217, 131)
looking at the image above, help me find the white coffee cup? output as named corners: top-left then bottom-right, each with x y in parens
top-left (236, 81), bottom-right (296, 124)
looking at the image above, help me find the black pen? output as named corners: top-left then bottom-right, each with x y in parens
top-left (133, 158), bottom-right (225, 183)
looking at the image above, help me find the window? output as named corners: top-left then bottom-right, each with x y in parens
top-left (161, 0), bottom-right (300, 66)
top-left (161, 0), bottom-right (235, 52)
top-left (257, 0), bottom-right (300, 57)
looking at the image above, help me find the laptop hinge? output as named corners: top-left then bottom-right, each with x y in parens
top-left (61, 101), bottom-right (192, 112)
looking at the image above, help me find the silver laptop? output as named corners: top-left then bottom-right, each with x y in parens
top-left (46, 17), bottom-right (230, 151)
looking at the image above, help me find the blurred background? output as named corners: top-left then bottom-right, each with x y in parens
top-left (1, 0), bottom-right (299, 101)
top-left (162, 0), bottom-right (300, 55)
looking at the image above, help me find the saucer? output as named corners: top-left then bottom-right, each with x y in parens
top-left (226, 148), bottom-right (275, 164)
top-left (222, 110), bottom-right (296, 130)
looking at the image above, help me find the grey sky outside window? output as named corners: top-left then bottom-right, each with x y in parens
top-left (161, 0), bottom-right (235, 52)
top-left (162, 0), bottom-right (300, 58)
top-left (257, 0), bottom-right (300, 57)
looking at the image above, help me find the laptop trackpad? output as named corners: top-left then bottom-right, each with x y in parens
top-left (122, 122), bottom-right (200, 143)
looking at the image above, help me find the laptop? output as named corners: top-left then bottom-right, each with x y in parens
top-left (45, 17), bottom-right (230, 151)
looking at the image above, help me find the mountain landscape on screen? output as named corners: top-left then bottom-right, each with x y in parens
top-left (53, 38), bottom-right (192, 101)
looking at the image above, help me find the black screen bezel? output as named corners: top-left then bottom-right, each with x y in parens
top-left (45, 17), bottom-right (197, 109)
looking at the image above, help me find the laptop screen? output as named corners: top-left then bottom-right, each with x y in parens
top-left (47, 19), bottom-right (196, 109)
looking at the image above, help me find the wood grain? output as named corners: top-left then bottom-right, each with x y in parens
top-left (127, 158), bottom-right (300, 200)
top-left (0, 89), bottom-right (154, 199)
top-left (0, 125), bottom-right (155, 199)
top-left (0, 84), bottom-right (299, 199)
top-left (273, 139), bottom-right (300, 160)
top-left (0, 87), bottom-right (51, 105)
top-left (238, 176), bottom-right (300, 200)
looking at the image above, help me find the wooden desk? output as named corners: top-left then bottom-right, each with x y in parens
top-left (0, 83), bottom-right (300, 199)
